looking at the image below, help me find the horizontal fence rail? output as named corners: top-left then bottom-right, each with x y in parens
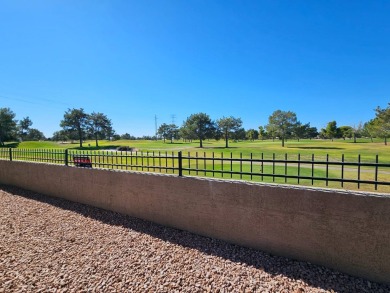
top-left (1, 148), bottom-right (389, 192)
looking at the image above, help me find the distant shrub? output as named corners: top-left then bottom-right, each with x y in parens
top-left (116, 146), bottom-right (133, 151)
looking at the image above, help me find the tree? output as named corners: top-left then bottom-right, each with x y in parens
top-left (166, 124), bottom-right (179, 143)
top-left (339, 126), bottom-right (354, 140)
top-left (246, 129), bottom-right (259, 141)
top-left (266, 110), bottom-right (297, 147)
top-left (158, 123), bottom-right (175, 143)
top-left (351, 123), bottom-right (363, 143)
top-left (25, 128), bottom-right (46, 141)
top-left (0, 107), bottom-right (18, 145)
top-left (323, 121), bottom-right (340, 141)
top-left (111, 134), bottom-right (121, 141)
top-left (232, 127), bottom-right (246, 141)
top-left (181, 113), bottom-right (215, 148)
top-left (258, 126), bottom-right (267, 140)
top-left (294, 122), bottom-right (310, 142)
top-left (179, 126), bottom-right (196, 142)
top-left (158, 123), bottom-right (168, 142)
top-left (374, 103), bottom-right (390, 145)
top-left (60, 108), bottom-right (89, 148)
top-left (307, 126), bottom-right (319, 139)
top-left (88, 112), bottom-right (113, 147)
top-left (216, 116), bottom-right (243, 148)
top-left (51, 130), bottom-right (70, 142)
top-left (362, 120), bottom-right (376, 142)
top-left (18, 116), bottom-right (32, 141)
top-left (120, 133), bottom-right (135, 140)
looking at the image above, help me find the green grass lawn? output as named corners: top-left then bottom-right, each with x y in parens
top-left (6, 137), bottom-right (389, 161)
top-left (2, 138), bottom-right (389, 193)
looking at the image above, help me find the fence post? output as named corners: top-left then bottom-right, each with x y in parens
top-left (9, 148), bottom-right (12, 161)
top-left (64, 149), bottom-right (68, 166)
top-left (178, 151), bottom-right (183, 177)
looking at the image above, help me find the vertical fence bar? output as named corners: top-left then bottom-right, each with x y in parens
top-left (196, 152), bottom-right (199, 175)
top-left (341, 154), bottom-right (344, 188)
top-left (221, 152), bottom-right (224, 178)
top-left (171, 151), bottom-right (174, 174)
top-left (158, 151), bottom-right (160, 173)
top-left (261, 153), bottom-right (264, 181)
top-left (326, 154), bottom-right (329, 186)
top-left (297, 153), bottom-right (301, 184)
top-left (204, 152), bottom-right (206, 176)
top-left (188, 152), bottom-right (191, 175)
top-left (284, 153), bottom-right (287, 183)
top-left (64, 149), bottom-right (68, 166)
top-left (212, 152), bottom-right (215, 177)
top-left (165, 151), bottom-right (168, 173)
top-left (311, 154), bottom-right (314, 185)
top-left (358, 154), bottom-right (361, 189)
top-left (272, 153), bottom-right (275, 182)
top-left (146, 151), bottom-right (149, 172)
top-left (152, 151), bottom-right (155, 172)
top-left (375, 154), bottom-right (379, 190)
top-left (230, 152), bottom-right (233, 178)
top-left (250, 153), bottom-right (253, 180)
top-left (178, 151), bottom-right (183, 177)
top-left (240, 152), bottom-right (243, 179)
top-left (141, 151), bottom-right (144, 172)
top-left (9, 148), bottom-right (12, 161)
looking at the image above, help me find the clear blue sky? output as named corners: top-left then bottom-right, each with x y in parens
top-left (1, 0), bottom-right (389, 138)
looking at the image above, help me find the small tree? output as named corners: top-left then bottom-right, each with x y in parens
top-left (181, 113), bottom-right (215, 148)
top-left (258, 126), bottom-right (267, 140)
top-left (158, 123), bottom-right (171, 143)
top-left (373, 103), bottom-right (390, 145)
top-left (120, 133), bottom-right (134, 140)
top-left (294, 122), bottom-right (310, 142)
top-left (307, 126), bottom-right (319, 140)
top-left (88, 112), bottom-right (113, 147)
top-left (25, 128), bottom-right (46, 141)
top-left (232, 127), bottom-right (246, 141)
top-left (266, 110), bottom-right (298, 147)
top-left (351, 123), bottom-right (363, 143)
top-left (339, 126), bottom-right (354, 140)
top-left (323, 121), bottom-right (340, 141)
top-left (246, 129), bottom-right (259, 141)
top-left (0, 107), bottom-right (18, 145)
top-left (60, 108), bottom-right (89, 148)
top-left (52, 130), bottom-right (70, 142)
top-left (216, 116), bottom-right (243, 148)
top-left (18, 116), bottom-right (32, 141)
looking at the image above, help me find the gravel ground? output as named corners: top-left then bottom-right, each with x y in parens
top-left (1, 185), bottom-right (389, 293)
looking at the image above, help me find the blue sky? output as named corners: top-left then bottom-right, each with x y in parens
top-left (1, 0), bottom-right (389, 137)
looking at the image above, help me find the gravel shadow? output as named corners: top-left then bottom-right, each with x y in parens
top-left (1, 184), bottom-right (389, 292)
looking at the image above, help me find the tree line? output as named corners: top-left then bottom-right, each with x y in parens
top-left (158, 103), bottom-right (390, 147)
top-left (0, 102), bottom-right (389, 147)
top-left (0, 108), bottom-right (45, 145)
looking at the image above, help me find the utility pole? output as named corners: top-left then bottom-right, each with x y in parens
top-left (155, 115), bottom-right (158, 140)
top-left (171, 114), bottom-right (176, 125)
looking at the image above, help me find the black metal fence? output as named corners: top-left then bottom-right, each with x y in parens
top-left (1, 148), bottom-right (389, 192)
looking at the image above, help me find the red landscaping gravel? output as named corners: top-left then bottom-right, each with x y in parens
top-left (0, 185), bottom-right (389, 293)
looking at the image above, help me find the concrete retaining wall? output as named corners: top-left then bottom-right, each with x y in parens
top-left (0, 160), bottom-right (389, 284)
